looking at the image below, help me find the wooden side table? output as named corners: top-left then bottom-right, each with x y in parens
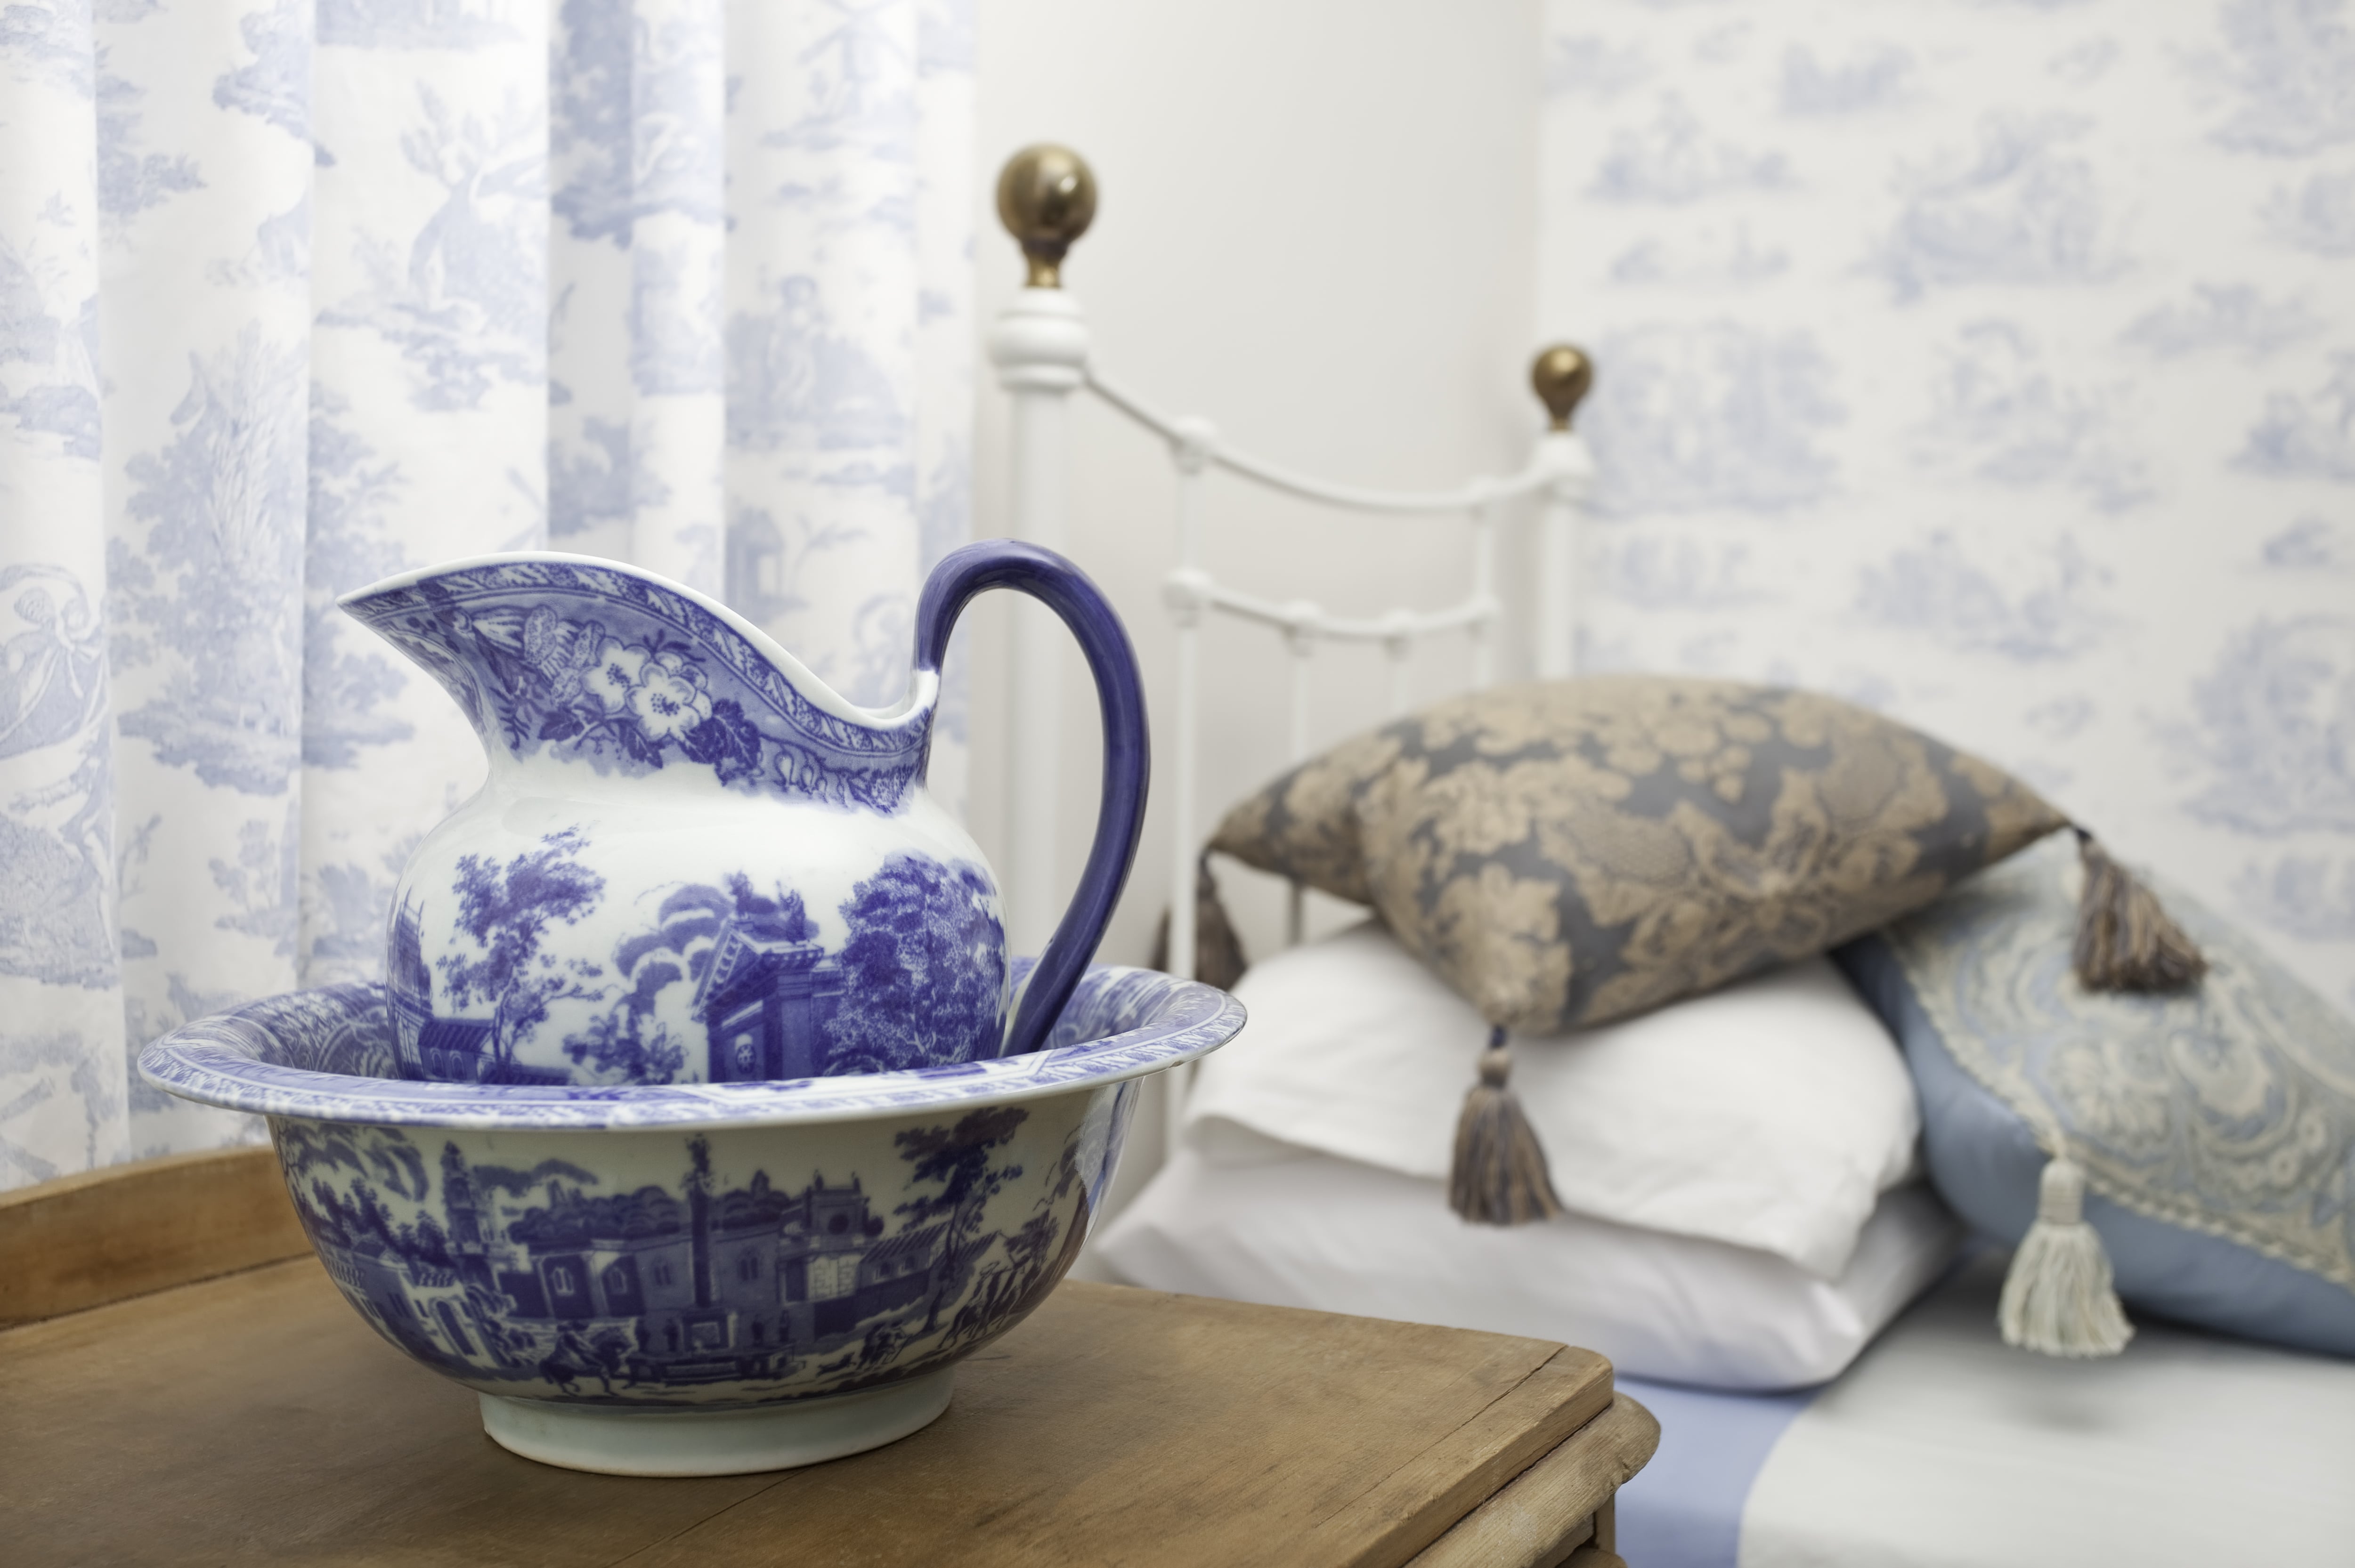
top-left (2, 1148), bottom-right (1657, 1568)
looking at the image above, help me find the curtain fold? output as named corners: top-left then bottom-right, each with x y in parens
top-left (0, 0), bottom-right (974, 1190)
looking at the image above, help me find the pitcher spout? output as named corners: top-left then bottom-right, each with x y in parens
top-left (340, 552), bottom-right (935, 809)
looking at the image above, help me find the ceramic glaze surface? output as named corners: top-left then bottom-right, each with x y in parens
top-left (340, 543), bottom-right (1147, 1089)
top-left (275, 1103), bottom-right (1113, 1410)
top-left (141, 968), bottom-right (1243, 1131)
top-left (138, 966), bottom-right (1243, 1430)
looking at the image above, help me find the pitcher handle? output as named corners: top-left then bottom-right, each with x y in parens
top-left (915, 540), bottom-right (1149, 1060)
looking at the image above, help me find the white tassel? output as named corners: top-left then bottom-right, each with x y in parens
top-left (1998, 1155), bottom-right (2134, 1358)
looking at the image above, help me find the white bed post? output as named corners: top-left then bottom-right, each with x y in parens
top-left (1468, 498), bottom-right (1498, 691)
top-left (1282, 611), bottom-right (1318, 946)
top-left (1531, 346), bottom-right (1596, 680)
top-left (1165, 420), bottom-right (1213, 990)
top-left (1162, 424), bottom-right (1213, 1159)
top-left (988, 147), bottom-right (1096, 954)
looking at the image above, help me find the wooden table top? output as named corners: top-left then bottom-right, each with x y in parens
top-left (2, 1148), bottom-right (1656, 1568)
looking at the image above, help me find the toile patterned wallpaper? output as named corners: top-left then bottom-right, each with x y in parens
top-left (1541, 0), bottom-right (2355, 1018)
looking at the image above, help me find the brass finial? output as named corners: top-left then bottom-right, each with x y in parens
top-left (1530, 344), bottom-right (1594, 431)
top-left (997, 144), bottom-right (1097, 288)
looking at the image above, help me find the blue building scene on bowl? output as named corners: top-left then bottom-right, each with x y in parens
top-left (276, 1115), bottom-right (1090, 1405)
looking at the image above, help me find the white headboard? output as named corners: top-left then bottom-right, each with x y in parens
top-left (988, 147), bottom-right (1597, 1144)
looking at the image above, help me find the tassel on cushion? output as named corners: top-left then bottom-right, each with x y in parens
top-left (2073, 828), bottom-right (2205, 993)
top-left (1449, 1028), bottom-right (1564, 1227)
top-left (1149, 852), bottom-right (1249, 991)
top-left (1998, 1153), bottom-right (2134, 1358)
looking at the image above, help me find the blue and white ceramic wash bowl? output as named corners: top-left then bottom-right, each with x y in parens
top-left (139, 964), bottom-right (1242, 1477)
top-left (339, 540), bottom-right (1146, 1089)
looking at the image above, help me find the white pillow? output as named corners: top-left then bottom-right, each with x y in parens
top-left (1186, 922), bottom-right (1921, 1279)
top-left (1096, 1134), bottom-right (1964, 1390)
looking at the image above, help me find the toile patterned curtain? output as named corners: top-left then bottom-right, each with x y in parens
top-left (0, 0), bottom-right (974, 1191)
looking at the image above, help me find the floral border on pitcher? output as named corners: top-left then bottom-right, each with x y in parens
top-left (139, 965), bottom-right (1244, 1132)
top-left (340, 555), bottom-right (933, 811)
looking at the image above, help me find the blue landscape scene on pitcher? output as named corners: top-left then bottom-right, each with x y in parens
top-left (273, 1115), bottom-right (1089, 1405)
top-left (386, 831), bottom-right (1006, 1087)
top-left (339, 542), bottom-right (1147, 1087)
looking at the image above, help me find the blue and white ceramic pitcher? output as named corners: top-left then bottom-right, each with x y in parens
top-left (340, 541), bottom-right (1146, 1088)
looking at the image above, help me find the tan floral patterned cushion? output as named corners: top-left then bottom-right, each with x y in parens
top-left (1208, 675), bottom-right (2066, 1034)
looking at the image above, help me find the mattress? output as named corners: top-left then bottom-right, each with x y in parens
top-left (1618, 1252), bottom-right (2355, 1568)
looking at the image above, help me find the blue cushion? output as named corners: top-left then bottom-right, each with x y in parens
top-left (1833, 838), bottom-right (2355, 1358)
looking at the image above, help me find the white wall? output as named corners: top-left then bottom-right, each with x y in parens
top-left (967, 0), bottom-right (1544, 1230)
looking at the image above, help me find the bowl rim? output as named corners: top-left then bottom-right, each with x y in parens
top-left (137, 966), bottom-right (1245, 1132)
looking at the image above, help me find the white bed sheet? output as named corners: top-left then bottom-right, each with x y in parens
top-left (1619, 1252), bottom-right (2355, 1568)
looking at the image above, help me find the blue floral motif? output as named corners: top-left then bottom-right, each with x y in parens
top-left (110, 327), bottom-right (308, 795)
top-left (346, 558), bottom-right (927, 809)
top-left (141, 964), bottom-right (1241, 1131)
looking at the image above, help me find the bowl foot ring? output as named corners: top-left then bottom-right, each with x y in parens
top-left (478, 1367), bottom-right (956, 1476)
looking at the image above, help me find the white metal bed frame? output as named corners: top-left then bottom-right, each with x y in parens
top-left (986, 148), bottom-right (1596, 1152)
